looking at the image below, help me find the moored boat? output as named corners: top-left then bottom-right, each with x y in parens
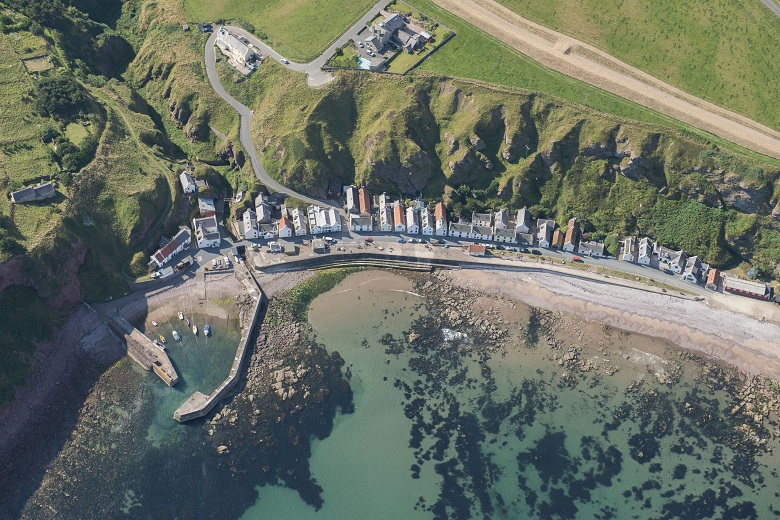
top-left (172, 330), bottom-right (181, 341)
top-left (185, 317), bottom-right (190, 327)
top-left (153, 339), bottom-right (166, 351)
top-left (192, 324), bottom-right (198, 335)
top-left (152, 320), bottom-right (158, 327)
top-left (204, 324), bottom-right (211, 336)
top-left (178, 312), bottom-right (184, 320)
top-left (159, 335), bottom-right (166, 344)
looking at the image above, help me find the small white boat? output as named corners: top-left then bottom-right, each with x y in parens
top-left (153, 339), bottom-right (166, 351)
top-left (178, 312), bottom-right (184, 320)
top-left (152, 320), bottom-right (158, 327)
top-left (185, 318), bottom-right (190, 327)
top-left (204, 324), bottom-right (211, 336)
top-left (172, 330), bottom-right (181, 341)
top-left (192, 324), bottom-right (198, 335)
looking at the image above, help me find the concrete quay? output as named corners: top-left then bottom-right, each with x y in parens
top-left (111, 317), bottom-right (179, 386)
top-left (174, 265), bottom-right (265, 422)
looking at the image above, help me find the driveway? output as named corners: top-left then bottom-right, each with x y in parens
top-left (205, 30), bottom-right (338, 209)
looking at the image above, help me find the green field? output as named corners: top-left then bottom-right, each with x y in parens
top-left (492, 0), bottom-right (780, 132)
top-left (182, 0), bottom-right (377, 61)
top-left (403, 0), bottom-right (780, 166)
top-left (65, 122), bottom-right (90, 145)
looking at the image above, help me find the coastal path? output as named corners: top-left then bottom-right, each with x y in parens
top-left (430, 0), bottom-right (780, 161)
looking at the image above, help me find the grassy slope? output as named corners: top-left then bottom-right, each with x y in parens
top-left (404, 0), bottom-right (780, 166)
top-left (182, 0), bottom-right (377, 62)
top-left (492, 0), bottom-right (780, 132)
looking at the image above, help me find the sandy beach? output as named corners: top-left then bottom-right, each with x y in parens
top-left (444, 269), bottom-right (780, 380)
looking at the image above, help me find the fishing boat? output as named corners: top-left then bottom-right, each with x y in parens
top-left (204, 324), bottom-right (211, 336)
top-left (178, 311), bottom-right (184, 320)
top-left (185, 317), bottom-right (190, 327)
top-left (159, 335), bottom-right (166, 344)
top-left (172, 330), bottom-right (181, 341)
top-left (152, 320), bottom-right (158, 327)
top-left (192, 324), bottom-right (198, 335)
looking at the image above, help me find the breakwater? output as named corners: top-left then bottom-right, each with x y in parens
top-left (111, 316), bottom-right (179, 386)
top-left (174, 266), bottom-right (266, 422)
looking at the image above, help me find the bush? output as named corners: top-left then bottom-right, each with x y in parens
top-left (33, 75), bottom-right (90, 121)
top-left (129, 251), bottom-right (149, 276)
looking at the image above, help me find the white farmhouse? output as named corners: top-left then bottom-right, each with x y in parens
top-left (406, 206), bottom-right (420, 234)
top-left (179, 171), bottom-right (197, 194)
top-left (193, 215), bottom-right (221, 249)
top-left (148, 226), bottom-right (191, 269)
top-left (216, 28), bottom-right (259, 65)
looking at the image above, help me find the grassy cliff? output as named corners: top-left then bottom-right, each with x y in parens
top-left (218, 64), bottom-right (780, 271)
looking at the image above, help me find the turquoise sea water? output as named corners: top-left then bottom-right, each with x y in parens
top-left (242, 272), bottom-right (780, 520)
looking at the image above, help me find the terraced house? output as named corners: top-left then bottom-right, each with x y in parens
top-left (148, 227), bottom-right (191, 269)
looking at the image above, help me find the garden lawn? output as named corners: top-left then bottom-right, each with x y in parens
top-left (183, 0), bottom-right (378, 61)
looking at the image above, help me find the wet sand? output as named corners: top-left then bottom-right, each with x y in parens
top-left (445, 269), bottom-right (780, 379)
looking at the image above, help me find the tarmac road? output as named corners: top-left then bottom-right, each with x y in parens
top-left (205, 30), bottom-right (338, 208)
top-left (760, 0), bottom-right (780, 18)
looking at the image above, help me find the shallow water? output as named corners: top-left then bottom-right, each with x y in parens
top-left (242, 271), bottom-right (780, 519)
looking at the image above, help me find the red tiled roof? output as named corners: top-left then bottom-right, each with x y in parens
top-left (394, 203), bottom-right (404, 225)
top-left (358, 187), bottom-right (371, 214)
top-left (435, 202), bottom-right (446, 221)
top-left (279, 216), bottom-right (293, 230)
top-left (469, 244), bottom-right (485, 253)
top-left (707, 268), bottom-right (719, 284)
top-left (564, 218), bottom-right (578, 244)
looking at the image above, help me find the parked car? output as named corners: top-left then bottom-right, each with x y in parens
top-left (281, 58), bottom-right (290, 64)
top-left (521, 248), bottom-right (531, 253)
top-left (397, 237), bottom-right (406, 243)
top-left (367, 50), bottom-right (375, 57)
top-left (364, 237), bottom-right (374, 243)
top-left (211, 258), bottom-right (217, 268)
top-left (151, 271), bottom-right (160, 279)
top-left (573, 256), bottom-right (584, 262)
top-left (531, 249), bottom-right (542, 256)
top-left (358, 42), bottom-right (364, 48)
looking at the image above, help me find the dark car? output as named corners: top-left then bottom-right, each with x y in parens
top-left (435, 239), bottom-right (445, 245)
top-left (531, 249), bottom-right (543, 256)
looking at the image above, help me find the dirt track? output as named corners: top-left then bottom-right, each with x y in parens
top-left (432, 0), bottom-right (780, 160)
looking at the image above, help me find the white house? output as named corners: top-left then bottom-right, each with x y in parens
top-left (193, 215), bottom-right (221, 249)
top-left (577, 241), bottom-right (605, 257)
top-left (242, 208), bottom-right (259, 239)
top-left (536, 219), bottom-right (555, 248)
top-left (470, 225), bottom-right (493, 241)
top-left (277, 216), bottom-right (294, 238)
top-left (307, 205), bottom-right (341, 234)
top-left (448, 222), bottom-right (471, 238)
top-left (291, 207), bottom-right (308, 236)
top-left (345, 186), bottom-right (359, 214)
top-left (621, 237), bottom-right (635, 262)
top-left (393, 203), bottom-right (406, 233)
top-left (179, 171), bottom-right (197, 194)
top-left (420, 208), bottom-right (434, 236)
top-left (665, 250), bottom-right (688, 274)
top-left (681, 256), bottom-right (706, 284)
top-left (434, 202), bottom-right (448, 236)
top-left (472, 212), bottom-right (492, 228)
top-left (637, 237), bottom-right (654, 265)
top-left (406, 206), bottom-right (420, 234)
top-left (515, 207), bottom-right (531, 234)
top-left (350, 214), bottom-right (373, 232)
top-left (494, 209), bottom-right (509, 230)
top-left (258, 223), bottom-right (276, 240)
top-left (494, 227), bottom-right (517, 244)
top-left (149, 226), bottom-right (191, 269)
top-left (216, 28), bottom-right (259, 65)
top-left (256, 202), bottom-right (272, 224)
top-left (379, 206), bottom-right (393, 232)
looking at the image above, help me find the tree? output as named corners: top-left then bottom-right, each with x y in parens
top-left (33, 75), bottom-right (89, 121)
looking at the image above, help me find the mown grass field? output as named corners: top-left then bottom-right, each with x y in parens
top-left (403, 0), bottom-right (780, 166)
top-left (182, 0), bottom-right (377, 61)
top-left (493, 0), bottom-right (780, 132)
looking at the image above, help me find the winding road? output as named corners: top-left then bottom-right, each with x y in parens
top-left (761, 0), bottom-right (780, 18)
top-left (205, 30), bottom-right (337, 208)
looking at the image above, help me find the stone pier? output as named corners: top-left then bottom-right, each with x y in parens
top-left (174, 265), bottom-right (264, 422)
top-left (111, 317), bottom-right (179, 386)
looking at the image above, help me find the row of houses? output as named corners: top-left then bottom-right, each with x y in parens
top-left (345, 186), bottom-right (448, 236)
top-left (620, 236), bottom-right (773, 299)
